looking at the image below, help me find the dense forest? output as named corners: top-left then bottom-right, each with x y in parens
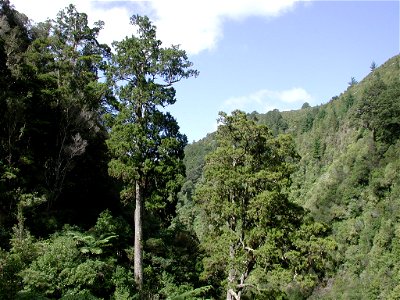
top-left (0, 1), bottom-right (399, 299)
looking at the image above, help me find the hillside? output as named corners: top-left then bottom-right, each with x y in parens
top-left (1, 1), bottom-right (398, 298)
top-left (182, 54), bottom-right (400, 298)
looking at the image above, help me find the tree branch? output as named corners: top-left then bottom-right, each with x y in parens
top-left (245, 246), bottom-right (255, 252)
top-left (237, 283), bottom-right (257, 289)
top-left (227, 289), bottom-right (240, 300)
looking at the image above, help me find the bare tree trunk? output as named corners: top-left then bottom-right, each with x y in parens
top-left (134, 180), bottom-right (143, 290)
top-left (227, 288), bottom-right (240, 300)
top-left (226, 243), bottom-right (241, 300)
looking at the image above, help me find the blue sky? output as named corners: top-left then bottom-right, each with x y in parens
top-left (12, 1), bottom-right (400, 142)
top-left (171, 1), bottom-right (399, 141)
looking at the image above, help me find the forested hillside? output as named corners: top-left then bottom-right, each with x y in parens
top-left (284, 55), bottom-right (400, 299)
top-left (1, 1), bottom-right (399, 299)
top-left (183, 54), bottom-right (400, 299)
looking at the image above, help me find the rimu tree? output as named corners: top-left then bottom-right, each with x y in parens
top-left (106, 15), bottom-right (198, 290)
top-left (196, 111), bottom-right (334, 299)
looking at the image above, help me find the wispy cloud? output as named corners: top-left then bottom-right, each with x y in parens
top-left (222, 87), bottom-right (314, 113)
top-left (12, 0), bottom-right (303, 54)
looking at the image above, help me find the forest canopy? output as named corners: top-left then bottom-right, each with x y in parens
top-left (1, 1), bottom-right (400, 299)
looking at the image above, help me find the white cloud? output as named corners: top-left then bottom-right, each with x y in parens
top-left (278, 88), bottom-right (313, 103)
top-left (11, 0), bottom-right (303, 54)
top-left (12, 0), bottom-right (72, 22)
top-left (149, 0), bottom-right (302, 54)
top-left (223, 87), bottom-right (313, 113)
top-left (12, 0), bottom-right (132, 48)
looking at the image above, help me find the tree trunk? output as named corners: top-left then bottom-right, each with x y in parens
top-left (134, 180), bottom-right (143, 290)
top-left (226, 243), bottom-right (241, 300)
top-left (227, 289), bottom-right (240, 300)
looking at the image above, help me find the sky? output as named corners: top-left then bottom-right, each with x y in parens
top-left (11, 0), bottom-right (400, 142)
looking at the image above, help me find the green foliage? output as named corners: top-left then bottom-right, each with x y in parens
top-left (301, 109), bottom-right (316, 133)
top-left (1, 2), bottom-right (199, 298)
top-left (195, 111), bottom-right (333, 298)
top-left (370, 81), bottom-right (400, 143)
top-left (106, 14), bottom-right (194, 214)
top-left (60, 290), bottom-right (101, 300)
top-left (287, 56), bottom-right (400, 299)
top-left (348, 76), bottom-right (358, 86)
top-left (139, 222), bottom-right (203, 298)
top-left (356, 76), bottom-right (387, 130)
top-left (0, 233), bottom-right (38, 300)
top-left (0, 1), bottom-right (114, 239)
top-left (256, 109), bottom-right (289, 136)
top-left (353, 71), bottom-right (400, 144)
top-left (18, 221), bottom-right (132, 299)
top-left (185, 55), bottom-right (400, 298)
top-left (66, 230), bottom-right (117, 256)
top-left (370, 61), bottom-right (377, 71)
top-left (170, 285), bottom-right (213, 300)
top-left (1, 2), bottom-right (400, 298)
top-left (105, 14), bottom-right (197, 290)
top-left (342, 93), bottom-right (355, 112)
top-left (20, 234), bottom-right (81, 297)
top-left (111, 266), bottom-right (136, 300)
top-left (183, 133), bottom-right (216, 184)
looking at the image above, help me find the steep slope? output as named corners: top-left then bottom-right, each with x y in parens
top-left (182, 54), bottom-right (400, 298)
top-left (283, 55), bottom-right (400, 299)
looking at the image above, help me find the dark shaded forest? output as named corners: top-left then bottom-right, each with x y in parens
top-left (1, 1), bottom-right (400, 299)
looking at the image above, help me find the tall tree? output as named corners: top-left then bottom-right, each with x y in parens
top-left (0, 2), bottom-right (113, 236)
top-left (24, 4), bottom-right (110, 206)
top-left (106, 15), bottom-right (198, 290)
top-left (356, 76), bottom-right (387, 139)
top-left (0, 0), bottom-right (43, 242)
top-left (196, 111), bottom-right (333, 299)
